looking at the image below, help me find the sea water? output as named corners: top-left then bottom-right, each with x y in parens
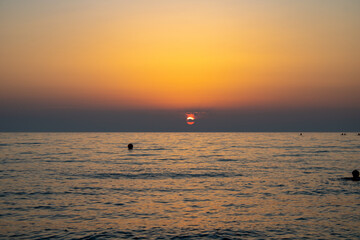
top-left (0, 133), bottom-right (359, 239)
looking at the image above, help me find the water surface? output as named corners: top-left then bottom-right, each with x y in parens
top-left (0, 133), bottom-right (359, 239)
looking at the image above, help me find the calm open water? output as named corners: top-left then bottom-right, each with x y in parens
top-left (0, 133), bottom-right (359, 239)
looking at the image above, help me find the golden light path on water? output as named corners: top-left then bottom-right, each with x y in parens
top-left (0, 133), bottom-right (359, 238)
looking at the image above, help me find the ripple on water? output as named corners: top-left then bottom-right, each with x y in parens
top-left (18, 228), bottom-right (269, 239)
top-left (86, 172), bottom-right (243, 179)
top-left (0, 132), bottom-right (359, 239)
top-left (217, 158), bottom-right (238, 162)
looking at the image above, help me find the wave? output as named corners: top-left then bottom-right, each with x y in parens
top-left (10, 228), bottom-right (267, 240)
top-left (217, 158), bottom-right (238, 162)
top-left (86, 172), bottom-right (242, 180)
top-left (16, 142), bottom-right (43, 145)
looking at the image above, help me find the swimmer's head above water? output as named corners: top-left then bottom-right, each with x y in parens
top-left (352, 170), bottom-right (359, 180)
top-left (342, 170), bottom-right (359, 181)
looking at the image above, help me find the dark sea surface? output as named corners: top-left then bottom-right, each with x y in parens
top-left (0, 133), bottom-right (359, 239)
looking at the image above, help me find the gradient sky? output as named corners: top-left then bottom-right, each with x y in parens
top-left (0, 0), bottom-right (359, 131)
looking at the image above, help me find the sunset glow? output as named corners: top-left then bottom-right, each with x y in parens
top-left (1, 1), bottom-right (359, 112)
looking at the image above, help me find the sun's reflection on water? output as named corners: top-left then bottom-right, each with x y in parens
top-left (0, 133), bottom-right (359, 238)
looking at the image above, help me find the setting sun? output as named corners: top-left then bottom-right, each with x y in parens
top-left (186, 113), bottom-right (196, 125)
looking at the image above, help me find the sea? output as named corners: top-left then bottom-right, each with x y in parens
top-left (0, 132), bottom-right (359, 239)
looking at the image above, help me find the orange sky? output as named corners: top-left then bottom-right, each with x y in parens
top-left (1, 0), bottom-right (359, 110)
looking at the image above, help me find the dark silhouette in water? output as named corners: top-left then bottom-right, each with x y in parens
top-left (299, 133), bottom-right (303, 136)
top-left (353, 170), bottom-right (359, 180)
top-left (128, 143), bottom-right (133, 150)
top-left (341, 133), bottom-right (346, 136)
top-left (342, 170), bottom-right (359, 181)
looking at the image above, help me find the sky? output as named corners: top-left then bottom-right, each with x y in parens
top-left (0, 0), bottom-right (359, 131)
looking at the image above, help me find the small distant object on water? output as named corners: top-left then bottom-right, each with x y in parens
top-left (128, 143), bottom-right (133, 150)
top-left (299, 133), bottom-right (303, 136)
top-left (341, 133), bottom-right (346, 136)
top-left (358, 133), bottom-right (360, 136)
top-left (342, 170), bottom-right (359, 181)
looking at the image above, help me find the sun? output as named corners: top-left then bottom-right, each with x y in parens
top-left (186, 113), bottom-right (195, 125)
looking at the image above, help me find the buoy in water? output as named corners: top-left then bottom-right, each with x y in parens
top-left (128, 143), bottom-right (133, 150)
